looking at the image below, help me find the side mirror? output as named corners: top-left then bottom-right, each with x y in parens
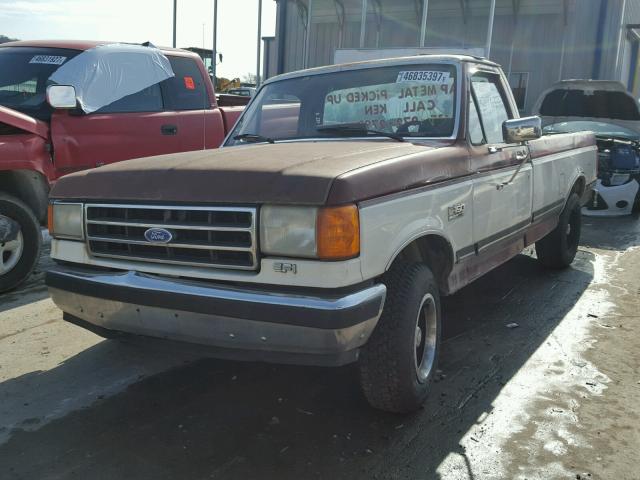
top-left (503, 116), bottom-right (542, 144)
top-left (46, 85), bottom-right (77, 109)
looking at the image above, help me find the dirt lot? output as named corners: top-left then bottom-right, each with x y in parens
top-left (0, 216), bottom-right (638, 480)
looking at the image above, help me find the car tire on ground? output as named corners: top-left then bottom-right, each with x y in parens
top-left (535, 193), bottom-right (581, 269)
top-left (633, 184), bottom-right (640, 213)
top-left (358, 261), bottom-right (441, 413)
top-left (0, 193), bottom-right (42, 293)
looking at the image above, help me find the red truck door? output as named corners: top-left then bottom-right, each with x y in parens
top-left (50, 54), bottom-right (225, 176)
top-left (50, 84), bottom-right (181, 175)
top-left (160, 55), bottom-right (226, 150)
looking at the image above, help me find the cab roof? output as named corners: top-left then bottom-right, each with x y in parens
top-left (0, 39), bottom-right (191, 56)
top-left (264, 54), bottom-right (500, 85)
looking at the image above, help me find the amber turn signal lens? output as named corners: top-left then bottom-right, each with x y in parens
top-left (316, 205), bottom-right (360, 260)
top-left (47, 204), bottom-right (54, 234)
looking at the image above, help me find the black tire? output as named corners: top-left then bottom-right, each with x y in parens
top-left (535, 193), bottom-right (581, 269)
top-left (633, 184), bottom-right (640, 213)
top-left (358, 261), bottom-right (441, 413)
top-left (0, 194), bottom-right (42, 293)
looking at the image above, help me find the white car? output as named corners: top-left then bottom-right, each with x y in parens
top-left (534, 80), bottom-right (640, 216)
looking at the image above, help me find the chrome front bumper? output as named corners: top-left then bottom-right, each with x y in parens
top-left (46, 266), bottom-right (386, 366)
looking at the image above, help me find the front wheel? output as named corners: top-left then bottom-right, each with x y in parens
top-left (535, 193), bottom-right (581, 269)
top-left (0, 194), bottom-right (42, 292)
top-left (358, 261), bottom-right (441, 413)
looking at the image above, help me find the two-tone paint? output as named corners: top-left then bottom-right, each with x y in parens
top-left (46, 55), bottom-right (598, 364)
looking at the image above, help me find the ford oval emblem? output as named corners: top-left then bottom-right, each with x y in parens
top-left (144, 228), bottom-right (173, 244)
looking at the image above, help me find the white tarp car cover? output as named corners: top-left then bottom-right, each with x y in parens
top-left (48, 43), bottom-right (174, 113)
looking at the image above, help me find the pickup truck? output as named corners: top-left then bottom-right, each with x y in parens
top-left (0, 40), bottom-right (243, 292)
top-left (46, 55), bottom-right (597, 413)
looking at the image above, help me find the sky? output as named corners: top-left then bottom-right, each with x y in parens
top-left (0, 0), bottom-right (277, 79)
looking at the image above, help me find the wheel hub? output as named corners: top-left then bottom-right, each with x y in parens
top-left (414, 293), bottom-right (437, 384)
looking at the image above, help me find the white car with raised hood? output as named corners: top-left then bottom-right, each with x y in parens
top-left (534, 80), bottom-right (640, 216)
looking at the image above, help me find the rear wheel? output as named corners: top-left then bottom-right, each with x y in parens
top-left (633, 181), bottom-right (640, 213)
top-left (535, 193), bottom-right (581, 269)
top-left (0, 194), bottom-right (42, 292)
top-left (358, 261), bottom-right (441, 413)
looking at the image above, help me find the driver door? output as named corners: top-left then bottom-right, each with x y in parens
top-left (468, 71), bottom-right (533, 251)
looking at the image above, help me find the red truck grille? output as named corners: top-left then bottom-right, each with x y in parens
top-left (85, 204), bottom-right (258, 270)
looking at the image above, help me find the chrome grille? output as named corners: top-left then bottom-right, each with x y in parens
top-left (85, 204), bottom-right (257, 270)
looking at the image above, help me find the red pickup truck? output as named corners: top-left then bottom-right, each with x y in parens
top-left (0, 40), bottom-right (243, 292)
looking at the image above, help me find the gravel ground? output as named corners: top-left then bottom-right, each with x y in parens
top-left (0, 215), bottom-right (638, 480)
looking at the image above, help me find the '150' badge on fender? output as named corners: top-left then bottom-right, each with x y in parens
top-left (448, 203), bottom-right (465, 221)
top-left (144, 228), bottom-right (173, 244)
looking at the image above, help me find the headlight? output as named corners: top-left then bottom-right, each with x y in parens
top-left (47, 202), bottom-right (84, 240)
top-left (260, 204), bottom-right (359, 260)
top-left (260, 206), bottom-right (318, 257)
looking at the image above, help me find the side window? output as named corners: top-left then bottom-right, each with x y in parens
top-left (468, 95), bottom-right (485, 145)
top-left (256, 94), bottom-right (301, 139)
top-left (471, 74), bottom-right (511, 144)
top-left (162, 57), bottom-right (209, 110)
top-left (0, 78), bottom-right (37, 94)
top-left (508, 72), bottom-right (529, 112)
top-left (96, 84), bottom-right (163, 114)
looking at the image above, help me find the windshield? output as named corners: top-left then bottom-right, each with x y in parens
top-left (0, 46), bottom-right (80, 121)
top-left (543, 121), bottom-right (640, 140)
top-left (225, 63), bottom-right (457, 145)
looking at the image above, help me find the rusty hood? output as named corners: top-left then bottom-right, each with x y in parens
top-left (50, 140), bottom-right (469, 205)
top-left (0, 106), bottom-right (49, 138)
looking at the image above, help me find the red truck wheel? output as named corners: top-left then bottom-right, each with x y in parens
top-left (0, 194), bottom-right (42, 292)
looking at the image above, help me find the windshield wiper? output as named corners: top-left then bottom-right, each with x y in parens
top-left (317, 124), bottom-right (405, 142)
top-left (233, 133), bottom-right (275, 144)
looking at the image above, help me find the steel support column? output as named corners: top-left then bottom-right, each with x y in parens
top-left (507, 0), bottom-right (521, 77)
top-left (276, 0), bottom-right (288, 74)
top-left (372, 0), bottom-right (382, 48)
top-left (419, 0), bottom-right (429, 47)
top-left (173, 0), bottom-right (177, 48)
top-left (360, 0), bottom-right (368, 48)
top-left (212, 0), bottom-right (218, 81)
top-left (256, 0), bottom-right (263, 86)
top-left (333, 0), bottom-right (346, 49)
top-left (558, 0), bottom-right (569, 81)
top-left (615, 0), bottom-right (628, 79)
top-left (485, 0), bottom-right (496, 58)
top-left (459, 0), bottom-right (468, 24)
top-left (304, 0), bottom-right (313, 68)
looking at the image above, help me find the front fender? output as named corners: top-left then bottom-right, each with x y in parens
top-left (358, 180), bottom-right (473, 281)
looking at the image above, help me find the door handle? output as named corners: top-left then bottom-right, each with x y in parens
top-left (161, 124), bottom-right (178, 135)
top-left (497, 150), bottom-right (531, 189)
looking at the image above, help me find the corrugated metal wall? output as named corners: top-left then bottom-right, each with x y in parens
top-left (623, 0), bottom-right (640, 95)
top-left (598, 0), bottom-right (640, 87)
top-left (274, 0), bottom-right (639, 113)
